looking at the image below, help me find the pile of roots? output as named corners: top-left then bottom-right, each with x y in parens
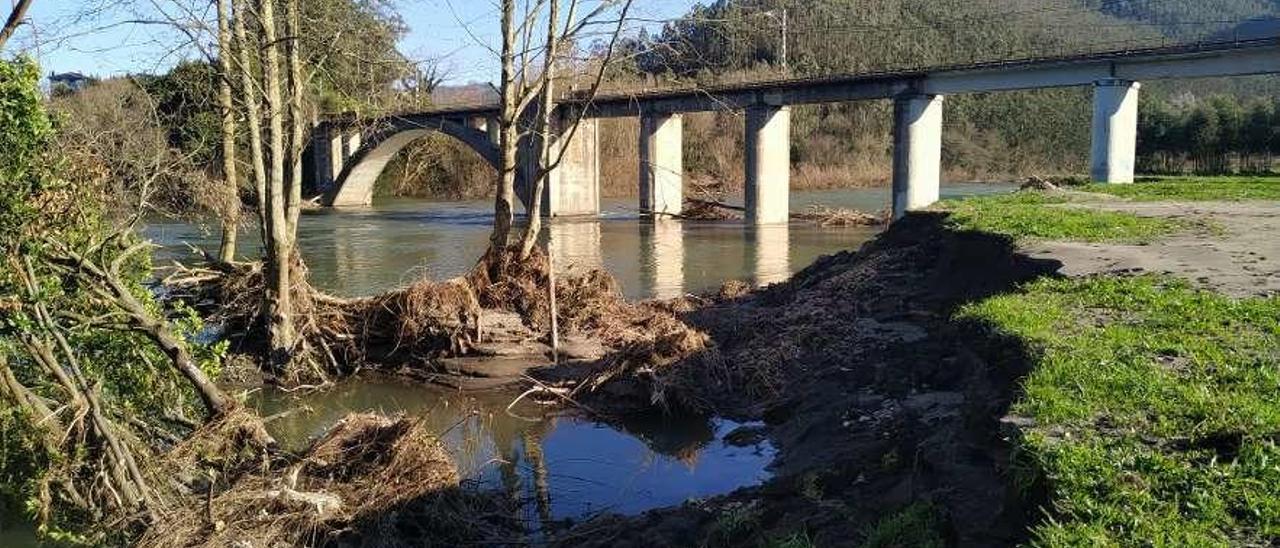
top-left (793, 204), bottom-right (887, 227)
top-left (169, 245), bottom-right (712, 408)
top-left (468, 246), bottom-right (713, 408)
top-left (140, 413), bottom-right (487, 547)
top-left (167, 258), bottom-right (481, 382)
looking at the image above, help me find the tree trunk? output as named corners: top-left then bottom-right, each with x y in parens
top-left (0, 0), bottom-right (33, 51)
top-left (518, 0), bottom-right (561, 260)
top-left (258, 0), bottom-right (297, 365)
top-left (216, 0), bottom-right (239, 263)
top-left (284, 0), bottom-right (305, 237)
top-left (233, 0), bottom-right (268, 246)
top-left (490, 0), bottom-right (519, 252)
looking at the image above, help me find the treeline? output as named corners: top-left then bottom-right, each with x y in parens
top-left (1139, 95), bottom-right (1280, 174)
top-left (45, 0), bottom-right (432, 215)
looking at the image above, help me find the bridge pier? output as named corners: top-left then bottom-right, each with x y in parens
top-left (542, 116), bottom-right (601, 217)
top-left (892, 94), bottom-right (944, 220)
top-left (745, 105), bottom-right (791, 225)
top-left (311, 124), bottom-right (340, 194)
top-left (468, 115), bottom-right (501, 146)
top-left (639, 112), bottom-right (683, 217)
top-left (1090, 79), bottom-right (1140, 184)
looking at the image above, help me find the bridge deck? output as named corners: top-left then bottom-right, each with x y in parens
top-left (326, 37), bottom-right (1279, 123)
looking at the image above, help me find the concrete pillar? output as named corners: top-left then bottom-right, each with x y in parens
top-left (344, 131), bottom-right (362, 159)
top-left (312, 125), bottom-right (336, 193)
top-left (892, 94), bottom-right (944, 220)
top-left (747, 224), bottom-right (790, 286)
top-left (544, 117), bottom-right (600, 217)
top-left (640, 218), bottom-right (685, 299)
top-left (328, 128), bottom-right (346, 183)
top-left (1091, 79), bottom-right (1140, 184)
top-left (639, 112), bottom-right (684, 217)
top-left (744, 105), bottom-right (791, 225)
top-left (486, 115), bottom-right (501, 145)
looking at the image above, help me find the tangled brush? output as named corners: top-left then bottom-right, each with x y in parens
top-left (140, 414), bottom-right (460, 547)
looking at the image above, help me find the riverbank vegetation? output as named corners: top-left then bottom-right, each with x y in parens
top-left (961, 275), bottom-right (1280, 546)
top-left (1087, 175), bottom-right (1280, 201)
top-left (938, 191), bottom-right (1189, 243)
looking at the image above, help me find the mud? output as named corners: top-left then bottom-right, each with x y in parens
top-left (1026, 201), bottom-right (1280, 297)
top-left (551, 214), bottom-right (1063, 546)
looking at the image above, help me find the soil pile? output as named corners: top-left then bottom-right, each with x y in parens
top-left (554, 213), bottom-right (1065, 546)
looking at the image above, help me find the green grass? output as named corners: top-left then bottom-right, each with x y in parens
top-left (860, 502), bottom-right (944, 548)
top-left (958, 276), bottom-right (1280, 546)
top-left (937, 192), bottom-right (1184, 243)
top-left (1085, 175), bottom-right (1280, 202)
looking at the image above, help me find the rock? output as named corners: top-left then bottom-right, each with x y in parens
top-left (723, 424), bottom-right (768, 447)
top-left (556, 335), bottom-right (608, 360)
top-left (478, 310), bottom-right (534, 342)
top-left (437, 356), bottom-right (549, 379)
top-left (470, 340), bottom-right (552, 357)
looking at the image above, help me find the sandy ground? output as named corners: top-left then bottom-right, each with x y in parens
top-left (1024, 200), bottom-right (1280, 297)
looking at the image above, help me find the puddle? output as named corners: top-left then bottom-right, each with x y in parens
top-left (246, 375), bottom-right (774, 522)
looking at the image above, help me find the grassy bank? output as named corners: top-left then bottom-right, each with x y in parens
top-left (1085, 175), bottom-right (1280, 201)
top-left (940, 175), bottom-right (1280, 545)
top-left (960, 276), bottom-right (1280, 546)
top-left (936, 192), bottom-right (1186, 243)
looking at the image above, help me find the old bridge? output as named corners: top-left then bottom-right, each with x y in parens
top-left (310, 38), bottom-right (1280, 223)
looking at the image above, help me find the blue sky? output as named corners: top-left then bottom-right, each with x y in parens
top-left (10, 0), bottom-right (698, 84)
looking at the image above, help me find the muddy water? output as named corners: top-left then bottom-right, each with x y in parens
top-left (146, 184), bottom-right (1010, 300)
top-left (137, 184), bottom-right (1011, 526)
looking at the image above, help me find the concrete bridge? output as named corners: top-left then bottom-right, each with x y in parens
top-left (310, 38), bottom-right (1280, 223)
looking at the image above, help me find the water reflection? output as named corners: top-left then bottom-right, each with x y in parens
top-left (147, 185), bottom-right (1014, 300)
top-left (249, 377), bottom-right (775, 522)
top-left (546, 220), bottom-right (603, 274)
top-left (747, 224), bottom-right (791, 286)
top-left (639, 219), bottom-right (685, 298)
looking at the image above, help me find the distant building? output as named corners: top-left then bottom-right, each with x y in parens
top-left (48, 71), bottom-right (94, 94)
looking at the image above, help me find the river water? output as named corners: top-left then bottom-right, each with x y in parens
top-left (0, 185), bottom-right (1010, 544)
top-left (146, 184), bottom-right (1009, 300)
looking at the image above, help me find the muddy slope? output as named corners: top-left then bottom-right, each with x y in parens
top-left (557, 214), bottom-right (1063, 547)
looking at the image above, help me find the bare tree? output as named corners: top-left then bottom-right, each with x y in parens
top-left (0, 0), bottom-right (34, 51)
top-left (215, 0), bottom-right (239, 262)
top-left (487, 0), bottom-right (634, 258)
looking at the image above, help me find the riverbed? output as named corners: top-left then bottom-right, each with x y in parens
top-left (138, 184), bottom-right (1013, 534)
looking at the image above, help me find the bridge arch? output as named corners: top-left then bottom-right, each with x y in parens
top-left (320, 116), bottom-right (518, 207)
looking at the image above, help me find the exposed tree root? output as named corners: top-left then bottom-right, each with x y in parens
top-left (167, 245), bottom-right (717, 412)
top-left (140, 413), bottom-right (510, 547)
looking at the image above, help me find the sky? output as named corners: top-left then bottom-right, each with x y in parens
top-left (8, 0), bottom-right (699, 85)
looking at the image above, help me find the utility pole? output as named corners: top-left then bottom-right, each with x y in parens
top-left (780, 8), bottom-right (788, 71)
top-left (759, 8), bottom-right (788, 71)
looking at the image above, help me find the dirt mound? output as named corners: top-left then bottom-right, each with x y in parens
top-left (554, 213), bottom-right (1065, 546)
top-left (141, 413), bottom-right (463, 547)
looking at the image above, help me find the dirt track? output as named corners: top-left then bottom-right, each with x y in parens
top-left (1026, 200), bottom-right (1280, 297)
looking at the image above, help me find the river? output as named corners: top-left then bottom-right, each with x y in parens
top-left (0, 184), bottom-right (1011, 545)
top-left (146, 184), bottom-right (1009, 300)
